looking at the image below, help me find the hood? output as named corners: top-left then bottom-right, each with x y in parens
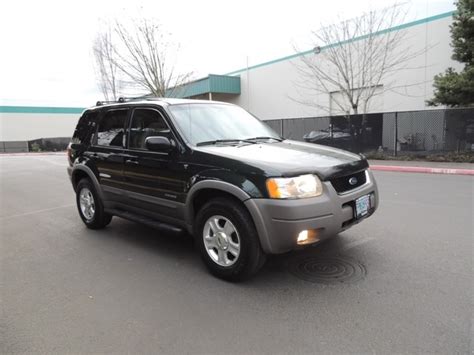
top-left (194, 140), bottom-right (368, 180)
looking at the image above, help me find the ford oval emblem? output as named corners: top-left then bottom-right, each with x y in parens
top-left (349, 177), bottom-right (358, 186)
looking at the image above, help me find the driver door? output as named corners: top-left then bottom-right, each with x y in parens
top-left (121, 107), bottom-right (186, 222)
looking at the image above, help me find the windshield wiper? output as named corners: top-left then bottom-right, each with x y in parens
top-left (245, 136), bottom-right (284, 142)
top-left (196, 139), bottom-right (256, 147)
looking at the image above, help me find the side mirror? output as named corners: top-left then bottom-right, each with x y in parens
top-left (145, 136), bottom-right (175, 152)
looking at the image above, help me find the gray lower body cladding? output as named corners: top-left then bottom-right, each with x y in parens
top-left (69, 165), bottom-right (378, 255)
top-left (245, 170), bottom-right (379, 254)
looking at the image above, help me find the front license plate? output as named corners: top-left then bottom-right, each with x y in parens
top-left (355, 194), bottom-right (371, 219)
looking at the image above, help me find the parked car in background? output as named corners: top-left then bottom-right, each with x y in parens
top-left (303, 126), bottom-right (352, 150)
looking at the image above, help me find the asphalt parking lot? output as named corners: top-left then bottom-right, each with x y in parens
top-left (1, 154), bottom-right (472, 354)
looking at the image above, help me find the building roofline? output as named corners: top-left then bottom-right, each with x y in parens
top-left (0, 106), bottom-right (85, 114)
top-left (167, 74), bottom-right (241, 98)
top-left (225, 10), bottom-right (455, 76)
top-left (0, 98), bottom-right (232, 114)
top-left (183, 73), bottom-right (237, 85)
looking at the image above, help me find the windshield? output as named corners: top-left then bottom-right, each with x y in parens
top-left (168, 103), bottom-right (281, 145)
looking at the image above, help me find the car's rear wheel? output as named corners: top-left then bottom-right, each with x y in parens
top-left (194, 197), bottom-right (266, 281)
top-left (76, 179), bottom-right (112, 229)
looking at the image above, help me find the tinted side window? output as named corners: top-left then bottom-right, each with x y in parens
top-left (96, 109), bottom-right (128, 147)
top-left (129, 109), bottom-right (169, 150)
top-left (72, 110), bottom-right (98, 144)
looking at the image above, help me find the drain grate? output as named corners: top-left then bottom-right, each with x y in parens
top-left (287, 256), bottom-right (366, 284)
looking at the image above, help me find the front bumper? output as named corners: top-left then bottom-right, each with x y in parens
top-left (245, 170), bottom-right (379, 254)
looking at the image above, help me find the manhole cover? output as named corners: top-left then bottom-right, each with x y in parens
top-left (287, 256), bottom-right (366, 284)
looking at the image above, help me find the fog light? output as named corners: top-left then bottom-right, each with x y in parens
top-left (297, 230), bottom-right (309, 243)
top-left (297, 229), bottom-right (321, 245)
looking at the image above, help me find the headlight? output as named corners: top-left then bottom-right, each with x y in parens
top-left (266, 174), bottom-right (323, 199)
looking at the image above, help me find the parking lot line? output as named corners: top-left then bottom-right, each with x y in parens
top-left (1, 204), bottom-right (75, 220)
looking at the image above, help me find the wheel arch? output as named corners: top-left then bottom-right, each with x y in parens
top-left (185, 180), bottom-right (251, 233)
top-left (71, 165), bottom-right (104, 200)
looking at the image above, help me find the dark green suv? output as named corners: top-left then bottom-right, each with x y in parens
top-left (67, 98), bottom-right (378, 281)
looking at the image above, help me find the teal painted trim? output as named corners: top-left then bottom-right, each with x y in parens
top-left (169, 74), bottom-right (241, 98)
top-left (225, 11), bottom-right (455, 76)
top-left (0, 106), bottom-right (85, 114)
top-left (209, 75), bottom-right (240, 94)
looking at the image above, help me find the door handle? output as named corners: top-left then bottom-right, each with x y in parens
top-left (125, 159), bottom-right (139, 165)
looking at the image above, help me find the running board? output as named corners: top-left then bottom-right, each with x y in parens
top-left (106, 208), bottom-right (185, 234)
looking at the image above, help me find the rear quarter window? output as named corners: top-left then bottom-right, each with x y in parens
top-left (95, 108), bottom-right (129, 147)
top-left (72, 110), bottom-right (99, 145)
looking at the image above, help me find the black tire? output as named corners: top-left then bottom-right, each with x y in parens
top-left (194, 197), bottom-right (266, 281)
top-left (76, 178), bottom-right (112, 229)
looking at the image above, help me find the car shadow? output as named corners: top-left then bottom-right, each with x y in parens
top-left (88, 216), bottom-right (368, 288)
top-left (97, 217), bottom-right (197, 258)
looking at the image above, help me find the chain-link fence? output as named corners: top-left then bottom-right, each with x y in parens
top-left (265, 108), bottom-right (474, 156)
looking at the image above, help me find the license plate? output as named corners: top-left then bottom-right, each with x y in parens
top-left (355, 194), bottom-right (371, 219)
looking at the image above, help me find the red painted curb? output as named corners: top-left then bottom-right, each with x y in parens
top-left (371, 165), bottom-right (474, 176)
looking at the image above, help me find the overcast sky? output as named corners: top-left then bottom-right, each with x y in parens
top-left (0, 0), bottom-right (454, 107)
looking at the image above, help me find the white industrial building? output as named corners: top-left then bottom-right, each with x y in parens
top-left (0, 11), bottom-right (459, 150)
top-left (177, 11), bottom-right (458, 119)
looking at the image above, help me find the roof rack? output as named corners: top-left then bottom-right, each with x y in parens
top-left (95, 96), bottom-right (160, 106)
top-left (95, 100), bottom-right (116, 106)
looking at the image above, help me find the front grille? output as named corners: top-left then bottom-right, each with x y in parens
top-left (330, 170), bottom-right (367, 193)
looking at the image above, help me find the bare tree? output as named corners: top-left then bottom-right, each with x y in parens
top-left (92, 26), bottom-right (120, 101)
top-left (110, 18), bottom-right (192, 97)
top-left (293, 4), bottom-right (427, 115)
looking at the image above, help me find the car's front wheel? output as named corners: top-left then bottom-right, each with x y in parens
top-left (194, 197), bottom-right (266, 281)
top-left (76, 178), bottom-right (112, 229)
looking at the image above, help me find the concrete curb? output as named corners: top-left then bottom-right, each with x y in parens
top-left (0, 152), bottom-right (66, 157)
top-left (371, 165), bottom-right (474, 176)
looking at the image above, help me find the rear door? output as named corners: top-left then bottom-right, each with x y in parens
top-left (87, 107), bottom-right (130, 201)
top-left (121, 106), bottom-right (187, 222)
